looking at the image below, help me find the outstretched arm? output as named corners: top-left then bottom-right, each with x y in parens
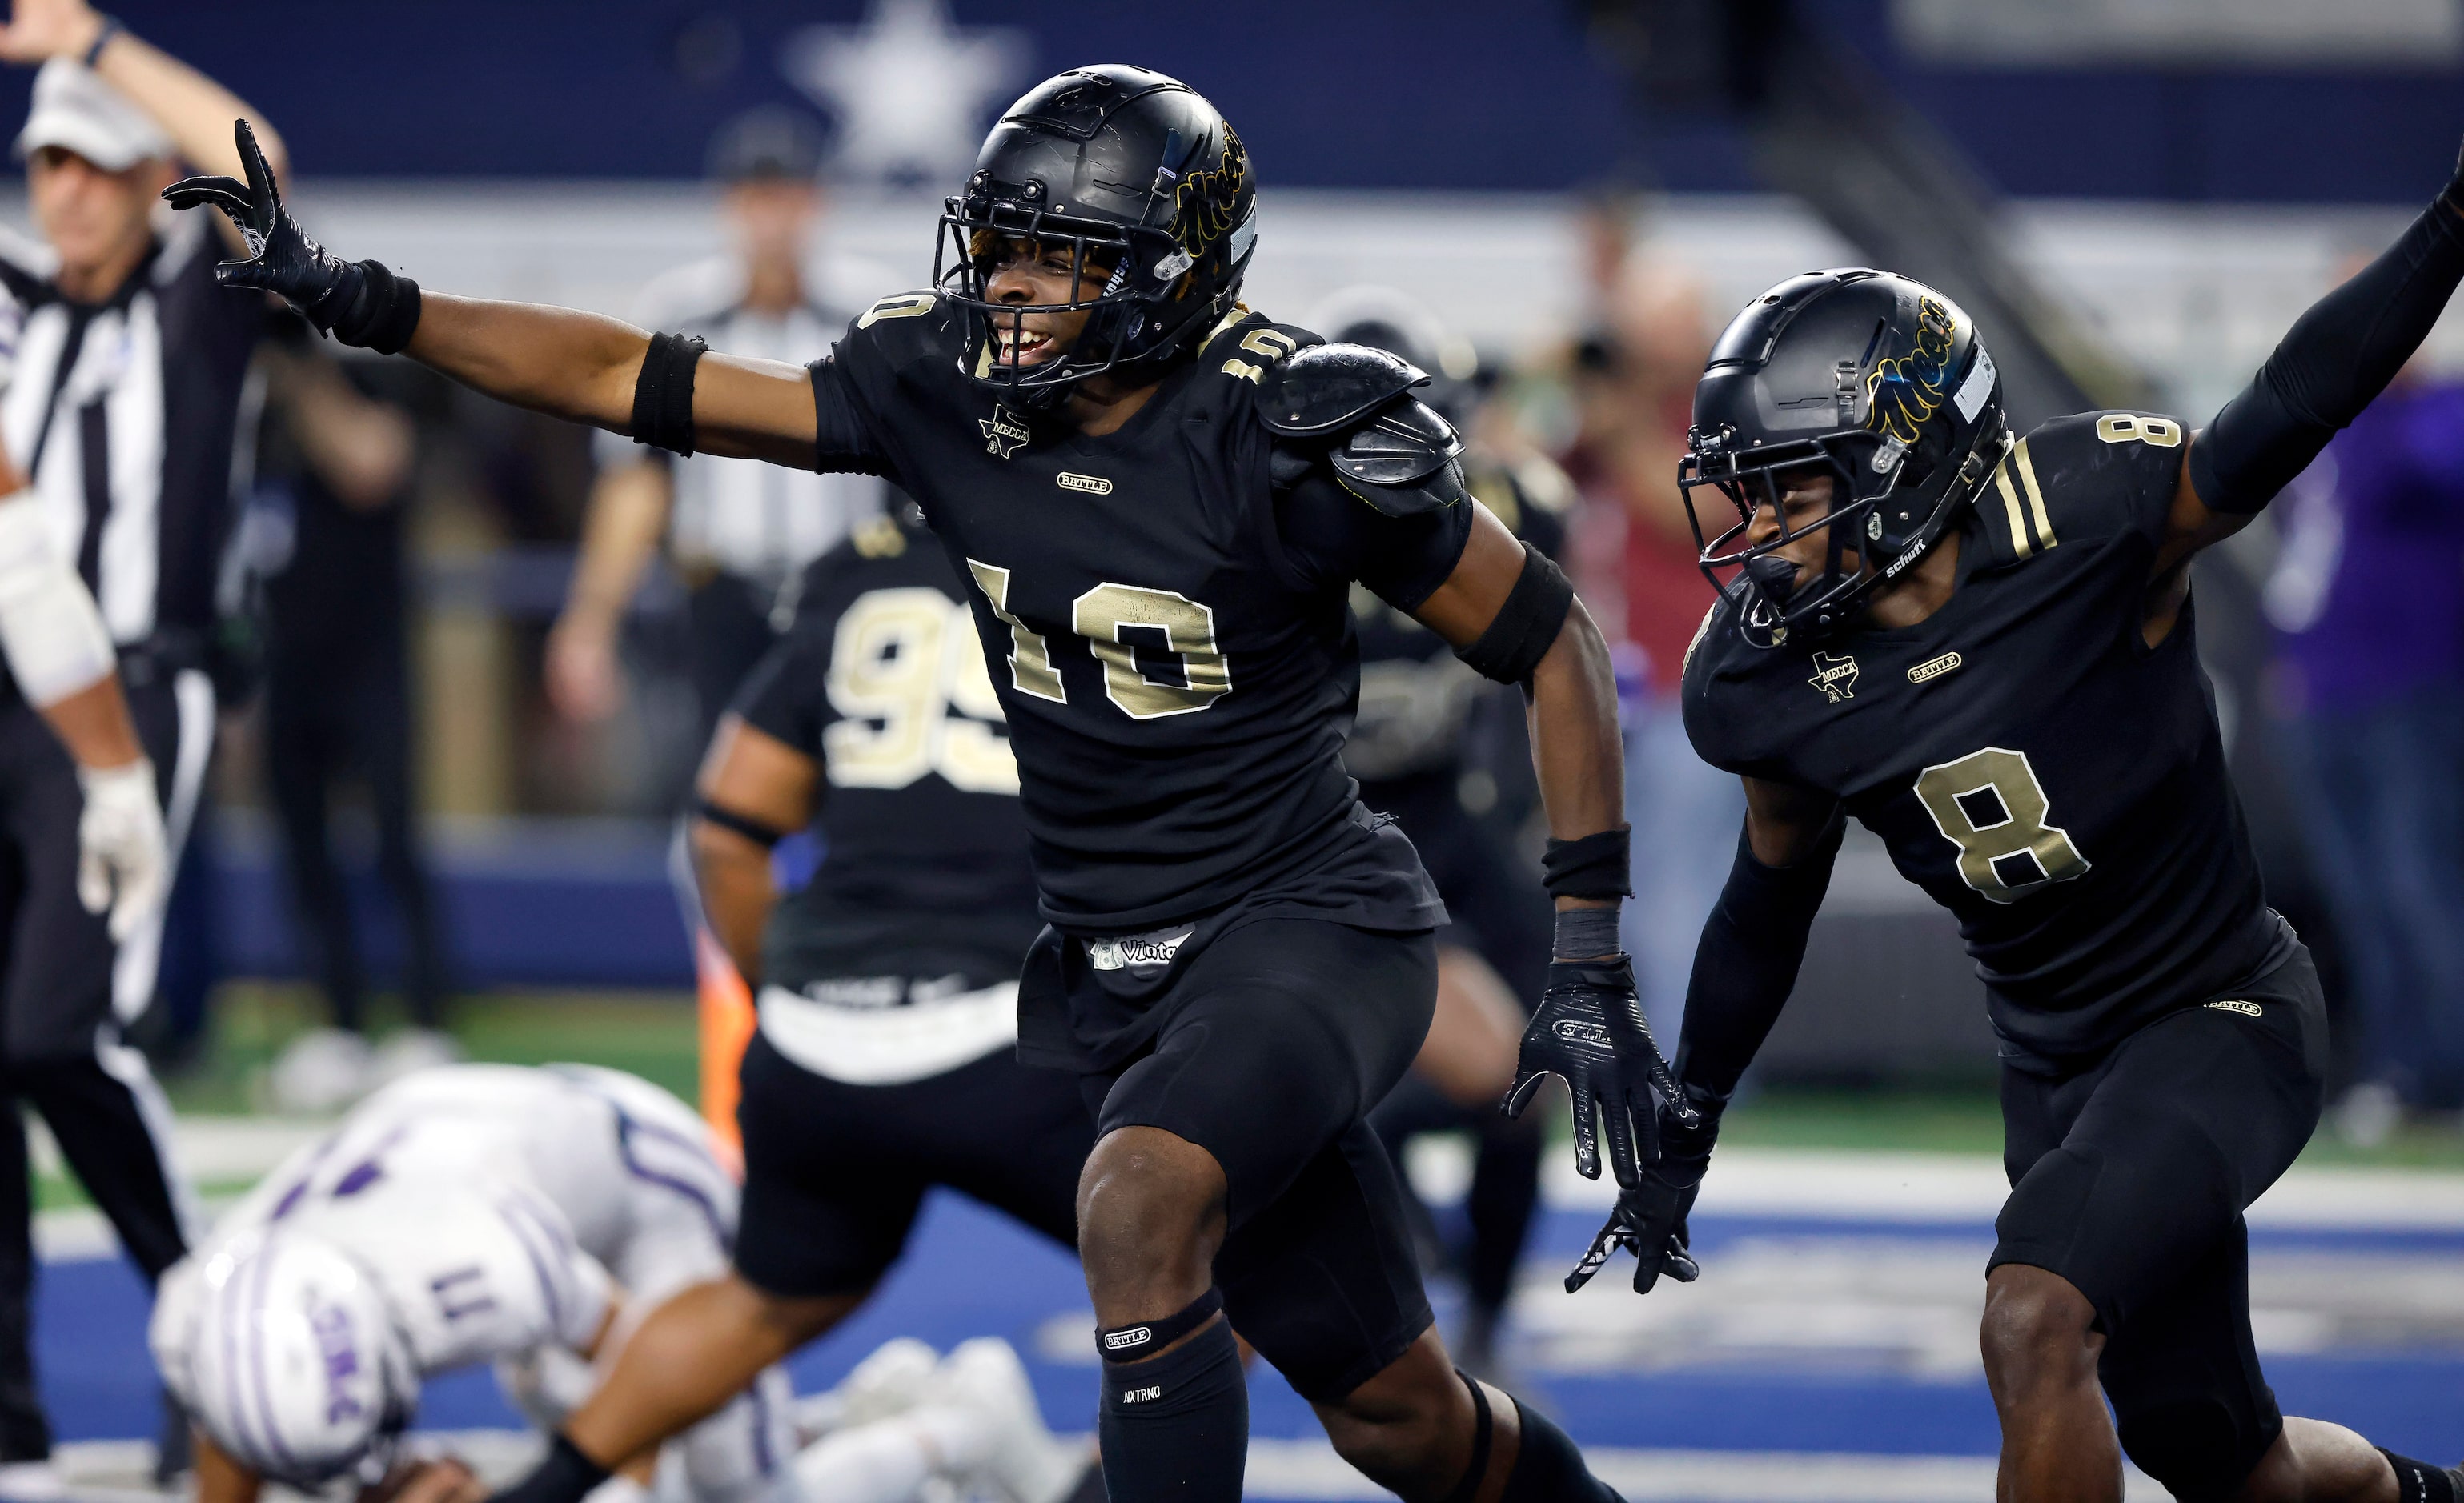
top-left (2158, 138), bottom-right (2464, 575)
top-left (164, 125), bottom-right (827, 470)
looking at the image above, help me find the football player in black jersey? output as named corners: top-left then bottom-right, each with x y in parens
top-left (1560, 145), bottom-right (2464, 1503)
top-left (510, 507), bottom-right (1094, 1503)
top-left (165, 67), bottom-right (1659, 1503)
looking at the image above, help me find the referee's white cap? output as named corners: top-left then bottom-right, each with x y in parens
top-left (14, 58), bottom-right (171, 171)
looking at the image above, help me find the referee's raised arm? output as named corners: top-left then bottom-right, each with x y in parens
top-left (163, 123), bottom-right (829, 471)
top-left (0, 0), bottom-right (287, 203)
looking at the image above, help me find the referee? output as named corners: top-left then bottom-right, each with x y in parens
top-left (0, 0), bottom-right (281, 1483)
top-left (543, 107), bottom-right (887, 1144)
top-left (545, 107), bottom-right (888, 742)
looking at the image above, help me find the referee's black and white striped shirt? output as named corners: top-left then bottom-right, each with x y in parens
top-left (600, 255), bottom-right (890, 587)
top-left (0, 211), bottom-right (258, 683)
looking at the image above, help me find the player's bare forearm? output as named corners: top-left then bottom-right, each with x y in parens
top-left (1413, 503), bottom-right (1624, 891)
top-left (689, 825), bottom-right (773, 984)
top-left (690, 716), bottom-right (817, 983)
top-left (405, 293), bottom-right (647, 435)
top-left (1526, 600), bottom-right (1626, 889)
top-left (38, 671), bottom-right (143, 771)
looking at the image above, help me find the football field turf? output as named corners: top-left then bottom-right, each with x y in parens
top-left (31, 986), bottom-right (2464, 1501)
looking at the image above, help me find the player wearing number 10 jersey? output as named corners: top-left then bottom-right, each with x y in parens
top-left (1582, 142), bottom-right (2464, 1503)
top-left (160, 61), bottom-right (1643, 1503)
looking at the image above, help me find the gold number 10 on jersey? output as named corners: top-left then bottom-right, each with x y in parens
top-left (823, 587), bottom-right (1018, 795)
top-left (1912, 746), bottom-right (2092, 904)
top-left (966, 559), bottom-right (1234, 721)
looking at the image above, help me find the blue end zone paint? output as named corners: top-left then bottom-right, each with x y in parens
top-left (42, 1197), bottom-right (2464, 1475)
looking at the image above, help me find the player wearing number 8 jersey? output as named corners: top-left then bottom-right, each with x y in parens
top-left (1579, 141), bottom-right (2464, 1503)
top-left (159, 60), bottom-right (1646, 1503)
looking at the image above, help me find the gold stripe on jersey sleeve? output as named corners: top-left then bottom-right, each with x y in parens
top-left (2013, 437), bottom-right (2057, 551)
top-left (1992, 455), bottom-right (2033, 560)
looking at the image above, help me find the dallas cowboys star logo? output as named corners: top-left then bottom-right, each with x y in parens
top-left (981, 404), bottom-right (1030, 459)
top-left (781, 0), bottom-right (1031, 186)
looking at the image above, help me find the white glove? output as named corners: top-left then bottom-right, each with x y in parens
top-left (76, 757), bottom-right (165, 942)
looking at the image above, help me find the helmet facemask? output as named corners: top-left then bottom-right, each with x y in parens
top-left (1683, 355), bottom-right (2006, 649)
top-left (935, 160), bottom-right (1255, 409)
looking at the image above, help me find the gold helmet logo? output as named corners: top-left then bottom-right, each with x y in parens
top-left (1173, 126), bottom-right (1250, 258)
top-left (1865, 295), bottom-right (1957, 446)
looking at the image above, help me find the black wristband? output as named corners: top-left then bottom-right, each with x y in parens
top-left (82, 15), bottom-right (122, 70)
top-left (1543, 827), bottom-right (1631, 900)
top-left (325, 260), bottom-right (422, 355)
top-left (632, 332), bottom-right (708, 457)
top-left (694, 796), bottom-right (787, 848)
top-left (496, 1433), bottom-right (610, 1503)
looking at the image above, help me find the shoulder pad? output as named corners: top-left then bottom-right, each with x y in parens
top-left (1330, 392), bottom-right (1467, 488)
top-left (1256, 343), bottom-right (1430, 437)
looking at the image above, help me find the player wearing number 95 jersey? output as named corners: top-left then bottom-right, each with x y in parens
top-left (1580, 142), bottom-right (2464, 1503)
top-left (161, 62), bottom-right (1643, 1503)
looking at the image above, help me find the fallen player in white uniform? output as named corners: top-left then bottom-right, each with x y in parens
top-left (149, 1064), bottom-right (1075, 1503)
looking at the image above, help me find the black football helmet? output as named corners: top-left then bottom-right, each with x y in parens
top-left (935, 65), bottom-right (1258, 404)
top-left (1679, 268), bottom-right (2007, 647)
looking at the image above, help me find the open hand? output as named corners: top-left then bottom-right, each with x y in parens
top-left (164, 119), bottom-right (364, 329)
top-left (1501, 955), bottom-right (1689, 1188)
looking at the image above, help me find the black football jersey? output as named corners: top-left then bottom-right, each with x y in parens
top-left (732, 514), bottom-right (1042, 990)
top-left (807, 294), bottom-right (1466, 936)
top-left (1683, 411), bottom-right (2290, 1060)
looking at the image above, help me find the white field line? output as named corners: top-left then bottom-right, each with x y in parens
top-left (54, 1434), bottom-right (2158, 1503)
top-left (1519, 1148), bottom-right (2464, 1232)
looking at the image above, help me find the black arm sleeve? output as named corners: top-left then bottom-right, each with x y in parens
top-left (1671, 810), bottom-right (1846, 1106)
top-left (2192, 191), bottom-right (2464, 513)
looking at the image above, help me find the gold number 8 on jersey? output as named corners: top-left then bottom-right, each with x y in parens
top-left (1913, 747), bottom-right (2092, 904)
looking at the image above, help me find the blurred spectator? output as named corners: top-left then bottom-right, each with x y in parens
top-left (251, 319), bottom-right (455, 1113)
top-left (2263, 368), bottom-right (2464, 1136)
top-left (1556, 197), bottom-right (1741, 1044)
top-left (544, 106), bottom-right (888, 743)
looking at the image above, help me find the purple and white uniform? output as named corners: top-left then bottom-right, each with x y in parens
top-left (154, 1065), bottom-right (791, 1503)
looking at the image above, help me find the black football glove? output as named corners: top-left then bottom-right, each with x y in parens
top-left (1564, 1093), bottom-right (1721, 1295)
top-left (163, 120), bottom-right (420, 353)
top-left (1502, 956), bottom-right (1691, 1190)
